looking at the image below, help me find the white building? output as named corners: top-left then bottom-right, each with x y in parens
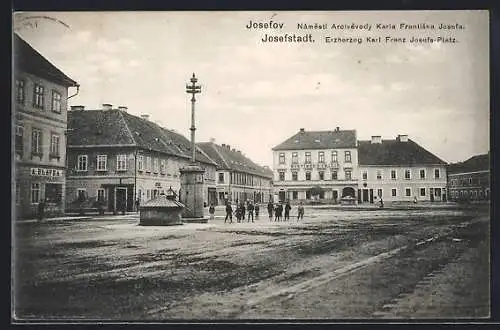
top-left (357, 135), bottom-right (448, 203)
top-left (272, 127), bottom-right (359, 202)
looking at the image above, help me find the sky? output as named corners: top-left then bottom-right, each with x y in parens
top-left (13, 11), bottom-right (490, 167)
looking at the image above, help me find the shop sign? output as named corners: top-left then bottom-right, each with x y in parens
top-left (31, 168), bottom-right (62, 177)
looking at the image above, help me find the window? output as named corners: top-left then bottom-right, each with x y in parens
top-left (420, 188), bottom-right (426, 196)
top-left (292, 152), bottom-right (298, 164)
top-left (33, 84), bottom-right (45, 109)
top-left (147, 189), bottom-right (150, 200)
top-left (376, 170), bottom-right (382, 180)
top-left (31, 128), bottom-right (42, 155)
top-left (345, 151), bottom-right (351, 163)
top-left (97, 189), bottom-right (106, 202)
top-left (331, 151), bottom-right (338, 163)
top-left (292, 172), bottom-right (298, 181)
top-left (405, 188), bottom-right (411, 197)
top-left (16, 184), bottom-right (20, 204)
top-left (50, 133), bottom-right (60, 157)
top-left (279, 171), bottom-right (285, 181)
top-left (279, 153), bottom-right (285, 164)
top-left (405, 169), bottom-right (411, 180)
top-left (392, 188), bottom-right (397, 197)
top-left (391, 170), bottom-right (397, 180)
top-left (377, 189), bottom-right (383, 197)
top-left (305, 152), bottom-right (311, 163)
top-left (160, 159), bottom-right (166, 174)
top-left (137, 155), bottom-right (144, 171)
top-left (319, 171), bottom-right (324, 180)
top-left (16, 79), bottom-right (25, 104)
top-left (292, 191), bottom-right (298, 200)
top-left (468, 177), bottom-right (472, 185)
top-left (51, 90), bottom-right (62, 113)
top-left (434, 169), bottom-right (440, 179)
top-left (305, 172), bottom-right (311, 180)
top-left (345, 170), bottom-right (352, 180)
top-left (332, 171), bottom-right (338, 180)
top-left (362, 171), bottom-right (367, 180)
top-left (117, 154), bottom-right (127, 171)
top-left (420, 169), bottom-right (426, 179)
top-left (153, 158), bottom-right (159, 173)
top-left (31, 183), bottom-right (40, 203)
top-left (435, 188), bottom-right (442, 197)
top-left (77, 155), bottom-right (88, 171)
top-left (15, 125), bottom-right (23, 156)
top-left (318, 151), bottom-right (325, 163)
top-left (96, 155), bottom-right (107, 171)
top-left (146, 156), bottom-right (151, 172)
top-left (218, 172), bottom-right (224, 183)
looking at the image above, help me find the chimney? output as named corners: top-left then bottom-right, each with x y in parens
top-left (140, 114), bottom-right (150, 121)
top-left (210, 137), bottom-right (215, 143)
top-left (221, 143), bottom-right (226, 147)
top-left (226, 145), bottom-right (231, 150)
top-left (102, 103), bottom-right (113, 110)
top-left (335, 126), bottom-right (340, 132)
top-left (371, 135), bottom-right (382, 144)
top-left (232, 148), bottom-right (236, 152)
top-left (70, 105), bottom-right (85, 111)
top-left (299, 128), bottom-right (305, 133)
top-left (118, 106), bottom-right (128, 112)
top-left (397, 134), bottom-right (408, 142)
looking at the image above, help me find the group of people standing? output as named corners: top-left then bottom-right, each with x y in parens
top-left (223, 200), bottom-right (260, 223)
top-left (266, 200), bottom-right (304, 222)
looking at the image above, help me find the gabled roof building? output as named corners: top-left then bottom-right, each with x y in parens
top-left (13, 33), bottom-right (79, 219)
top-left (197, 141), bottom-right (273, 205)
top-left (66, 106), bottom-right (218, 213)
top-left (446, 152), bottom-right (490, 202)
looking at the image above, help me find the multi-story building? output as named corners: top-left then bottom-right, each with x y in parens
top-left (447, 152), bottom-right (490, 203)
top-left (13, 33), bottom-right (79, 218)
top-left (66, 106), bottom-right (218, 212)
top-left (271, 127), bottom-right (359, 202)
top-left (357, 135), bottom-right (448, 203)
top-left (197, 141), bottom-right (273, 205)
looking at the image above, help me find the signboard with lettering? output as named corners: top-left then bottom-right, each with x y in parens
top-left (31, 168), bottom-right (62, 177)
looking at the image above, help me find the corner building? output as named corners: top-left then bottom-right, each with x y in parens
top-left (13, 34), bottom-right (79, 218)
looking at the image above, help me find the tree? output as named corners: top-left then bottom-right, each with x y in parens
top-left (308, 185), bottom-right (324, 200)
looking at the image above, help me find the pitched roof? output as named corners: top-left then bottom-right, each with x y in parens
top-left (358, 139), bottom-right (447, 166)
top-left (447, 153), bottom-right (490, 174)
top-left (197, 142), bottom-right (273, 179)
top-left (272, 129), bottom-right (357, 150)
top-left (13, 33), bottom-right (78, 87)
top-left (67, 109), bottom-right (217, 166)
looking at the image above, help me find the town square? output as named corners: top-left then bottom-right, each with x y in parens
top-left (12, 11), bottom-right (490, 321)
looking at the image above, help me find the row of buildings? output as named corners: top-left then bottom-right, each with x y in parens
top-left (13, 33), bottom-right (490, 219)
top-left (13, 33), bottom-right (273, 219)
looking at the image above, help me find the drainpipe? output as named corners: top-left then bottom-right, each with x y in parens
top-left (68, 84), bottom-right (80, 99)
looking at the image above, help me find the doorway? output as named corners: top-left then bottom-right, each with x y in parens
top-left (115, 187), bottom-right (127, 213)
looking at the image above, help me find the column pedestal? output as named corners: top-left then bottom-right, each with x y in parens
top-left (180, 163), bottom-right (208, 223)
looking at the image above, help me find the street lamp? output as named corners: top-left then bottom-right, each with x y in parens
top-left (185, 73), bottom-right (201, 163)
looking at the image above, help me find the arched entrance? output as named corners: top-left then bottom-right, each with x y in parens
top-left (342, 187), bottom-right (355, 198)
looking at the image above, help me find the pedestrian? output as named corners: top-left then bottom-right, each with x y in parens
top-left (236, 204), bottom-right (241, 222)
top-left (413, 196), bottom-right (417, 204)
top-left (254, 203), bottom-right (260, 219)
top-left (379, 197), bottom-right (384, 208)
top-left (209, 203), bottom-right (215, 221)
top-left (247, 201), bottom-right (254, 222)
top-left (37, 198), bottom-right (46, 221)
top-left (225, 202), bottom-right (233, 223)
top-left (135, 198), bottom-right (140, 213)
top-left (267, 201), bottom-right (274, 221)
top-left (240, 202), bottom-right (246, 221)
top-left (275, 202), bottom-right (283, 222)
top-left (297, 202), bottom-right (304, 220)
top-left (284, 200), bottom-right (291, 221)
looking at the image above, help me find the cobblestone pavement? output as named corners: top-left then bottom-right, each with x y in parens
top-left (12, 205), bottom-right (490, 321)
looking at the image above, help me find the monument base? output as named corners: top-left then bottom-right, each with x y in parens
top-left (181, 216), bottom-right (209, 224)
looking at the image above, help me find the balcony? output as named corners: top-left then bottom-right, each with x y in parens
top-left (330, 162), bottom-right (339, 169)
top-left (290, 163), bottom-right (300, 170)
top-left (317, 162), bottom-right (327, 170)
top-left (304, 163), bottom-right (313, 170)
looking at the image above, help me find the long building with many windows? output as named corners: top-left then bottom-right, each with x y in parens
top-left (447, 152), bottom-right (490, 203)
top-left (197, 141), bottom-right (273, 205)
top-left (66, 106), bottom-right (218, 213)
top-left (272, 128), bottom-right (448, 204)
top-left (13, 33), bottom-right (79, 218)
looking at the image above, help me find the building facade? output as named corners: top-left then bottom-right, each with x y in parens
top-left (272, 128), bottom-right (359, 203)
top-left (197, 141), bottom-right (273, 205)
top-left (447, 153), bottom-right (490, 203)
top-left (357, 135), bottom-right (448, 203)
top-left (13, 34), bottom-right (79, 219)
top-left (66, 106), bottom-right (217, 213)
